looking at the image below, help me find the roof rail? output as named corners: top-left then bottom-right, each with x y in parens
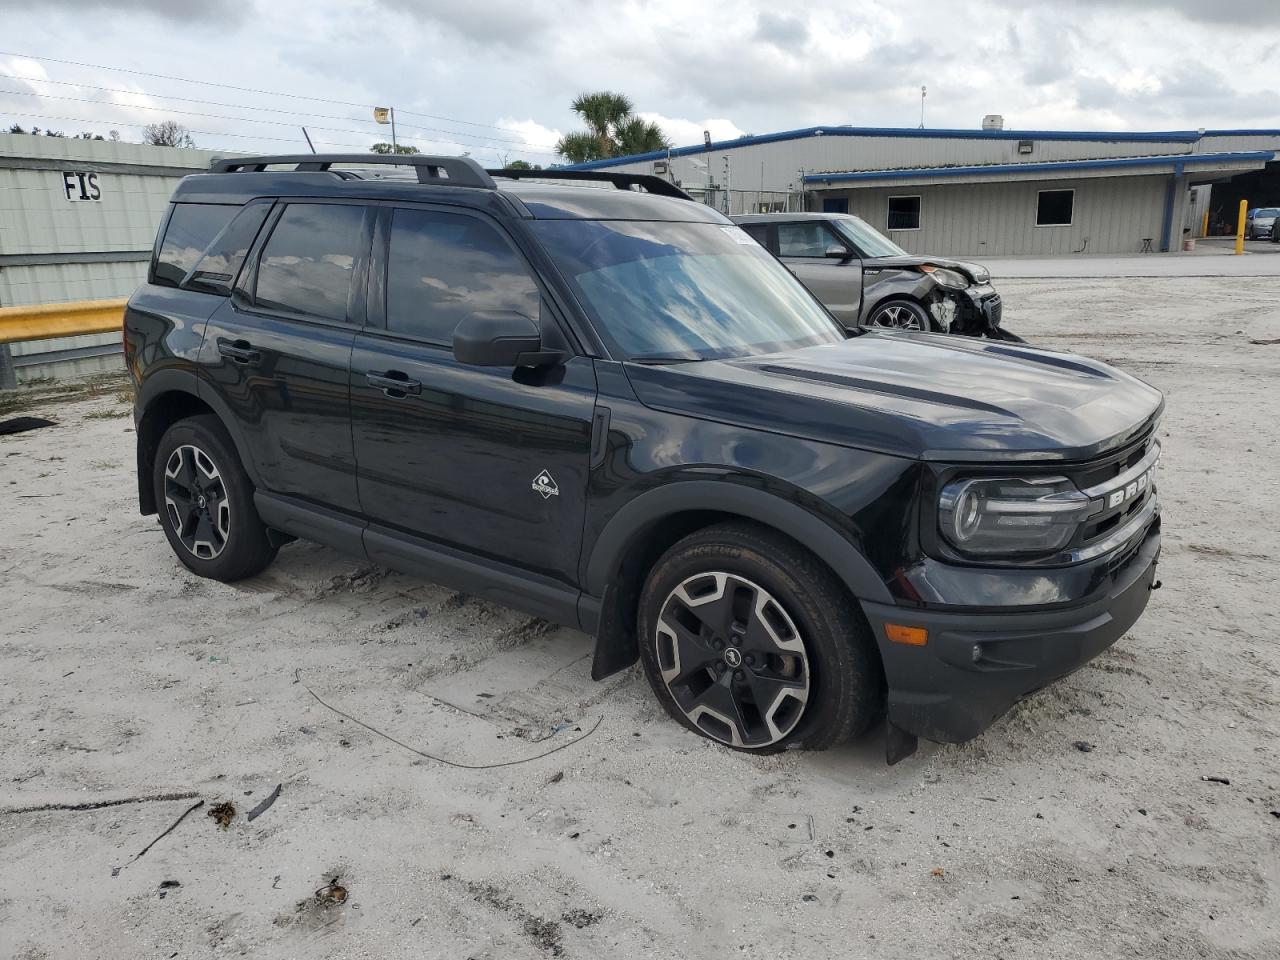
top-left (487, 168), bottom-right (693, 200)
top-left (208, 154), bottom-right (497, 189)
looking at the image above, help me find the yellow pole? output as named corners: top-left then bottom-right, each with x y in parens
top-left (1236, 199), bottom-right (1247, 254)
top-left (1201, 211), bottom-right (1209, 238)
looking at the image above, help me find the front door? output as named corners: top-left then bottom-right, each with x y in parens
top-left (349, 205), bottom-right (597, 588)
top-left (776, 220), bottom-right (862, 327)
top-left (199, 200), bottom-right (373, 513)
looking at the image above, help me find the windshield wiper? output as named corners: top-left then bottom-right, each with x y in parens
top-left (628, 355), bottom-right (705, 365)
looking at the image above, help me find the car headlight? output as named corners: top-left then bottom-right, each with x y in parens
top-left (938, 476), bottom-right (1092, 557)
top-left (919, 265), bottom-right (969, 289)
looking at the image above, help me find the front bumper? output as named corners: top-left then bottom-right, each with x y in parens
top-left (860, 525), bottom-right (1161, 744)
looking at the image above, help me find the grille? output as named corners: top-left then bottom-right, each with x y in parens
top-left (1067, 436), bottom-right (1160, 562)
top-left (982, 295), bottom-right (1003, 328)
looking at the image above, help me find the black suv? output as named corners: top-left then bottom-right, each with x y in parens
top-left (126, 154), bottom-right (1163, 763)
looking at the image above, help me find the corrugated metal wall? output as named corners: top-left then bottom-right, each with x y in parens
top-left (0, 134), bottom-right (226, 382)
top-left (830, 175), bottom-right (1171, 256)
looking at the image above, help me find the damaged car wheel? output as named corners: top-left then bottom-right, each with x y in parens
top-left (638, 522), bottom-right (883, 753)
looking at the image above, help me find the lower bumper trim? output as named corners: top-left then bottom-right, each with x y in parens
top-left (861, 528), bottom-right (1160, 744)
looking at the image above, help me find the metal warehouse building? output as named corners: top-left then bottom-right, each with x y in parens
top-left (569, 124), bottom-right (1280, 258)
top-left (0, 134), bottom-right (224, 385)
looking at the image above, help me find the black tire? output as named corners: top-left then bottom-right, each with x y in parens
top-left (864, 298), bottom-right (935, 332)
top-left (637, 521), bottom-right (883, 753)
top-left (152, 414), bottom-right (277, 582)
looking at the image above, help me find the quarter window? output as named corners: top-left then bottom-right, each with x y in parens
top-left (887, 196), bottom-right (921, 231)
top-left (184, 203), bottom-right (271, 295)
top-left (776, 221), bottom-right (831, 258)
top-left (385, 208), bottom-right (540, 344)
top-left (153, 203), bottom-right (239, 288)
top-left (254, 204), bottom-right (367, 322)
top-left (738, 223), bottom-right (769, 247)
top-left (1036, 189), bottom-right (1074, 226)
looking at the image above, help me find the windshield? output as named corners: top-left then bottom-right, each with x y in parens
top-left (830, 216), bottom-right (909, 258)
top-left (1256, 208), bottom-right (1280, 218)
top-left (531, 220), bottom-right (845, 362)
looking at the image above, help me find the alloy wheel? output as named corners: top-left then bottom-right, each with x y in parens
top-left (163, 443), bottom-right (231, 560)
top-left (654, 571), bottom-right (811, 748)
top-left (868, 303), bottom-right (925, 330)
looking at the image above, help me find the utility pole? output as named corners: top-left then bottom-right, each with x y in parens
top-left (920, 85), bottom-right (927, 128)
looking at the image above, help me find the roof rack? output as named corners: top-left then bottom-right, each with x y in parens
top-left (487, 168), bottom-right (693, 200)
top-left (208, 154), bottom-right (497, 189)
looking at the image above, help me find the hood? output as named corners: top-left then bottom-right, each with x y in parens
top-left (624, 333), bottom-right (1163, 463)
top-left (861, 255), bottom-right (990, 284)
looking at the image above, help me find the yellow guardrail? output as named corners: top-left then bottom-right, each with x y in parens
top-left (0, 298), bottom-right (127, 345)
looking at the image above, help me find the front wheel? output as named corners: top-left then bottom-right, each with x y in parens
top-left (637, 522), bottom-right (883, 753)
top-left (865, 298), bottom-right (934, 332)
top-left (153, 415), bottom-right (277, 582)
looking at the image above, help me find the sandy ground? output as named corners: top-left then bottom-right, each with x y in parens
top-left (2, 275), bottom-right (1279, 960)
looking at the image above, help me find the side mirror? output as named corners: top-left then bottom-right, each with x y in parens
top-left (452, 311), bottom-right (562, 367)
top-left (825, 243), bottom-right (854, 261)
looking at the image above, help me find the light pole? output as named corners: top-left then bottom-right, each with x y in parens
top-left (920, 85), bottom-right (926, 128)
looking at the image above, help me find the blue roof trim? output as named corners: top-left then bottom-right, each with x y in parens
top-left (563, 125), bottom-right (1280, 171)
top-left (801, 151), bottom-right (1276, 184)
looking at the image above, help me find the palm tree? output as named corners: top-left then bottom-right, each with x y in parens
top-left (614, 116), bottom-right (669, 156)
top-left (555, 91), bottom-right (670, 163)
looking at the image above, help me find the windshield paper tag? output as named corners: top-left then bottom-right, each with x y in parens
top-left (721, 225), bottom-right (758, 245)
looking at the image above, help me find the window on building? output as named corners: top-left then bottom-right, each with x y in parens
top-left (777, 221), bottom-right (831, 258)
top-left (254, 203), bottom-right (368, 322)
top-left (152, 203), bottom-right (239, 288)
top-left (1036, 189), bottom-right (1074, 226)
top-left (887, 196), bottom-right (921, 231)
top-left (386, 208), bottom-right (540, 344)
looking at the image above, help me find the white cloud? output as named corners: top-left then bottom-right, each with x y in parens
top-left (1, 0), bottom-right (1278, 156)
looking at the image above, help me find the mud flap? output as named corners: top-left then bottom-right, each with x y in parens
top-left (885, 721), bottom-right (919, 765)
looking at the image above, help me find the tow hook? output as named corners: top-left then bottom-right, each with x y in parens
top-left (1149, 579), bottom-right (1163, 591)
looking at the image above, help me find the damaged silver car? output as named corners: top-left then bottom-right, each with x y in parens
top-left (732, 212), bottom-right (1019, 341)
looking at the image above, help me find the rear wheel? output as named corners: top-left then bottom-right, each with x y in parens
top-left (865, 298), bottom-right (934, 332)
top-left (153, 415), bottom-right (277, 582)
top-left (638, 522), bottom-right (883, 753)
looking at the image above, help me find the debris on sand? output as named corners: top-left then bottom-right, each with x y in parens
top-left (315, 879), bottom-right (348, 905)
top-left (1073, 740), bottom-right (1094, 753)
top-left (246, 784), bottom-right (282, 822)
top-left (1200, 775), bottom-right (1230, 785)
top-left (207, 801), bottom-right (236, 830)
top-left (0, 416), bottom-right (56, 436)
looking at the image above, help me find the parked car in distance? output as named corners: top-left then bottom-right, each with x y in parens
top-left (731, 212), bottom-right (1016, 340)
top-left (1246, 207), bottom-right (1280, 240)
top-left (126, 155), bottom-right (1163, 764)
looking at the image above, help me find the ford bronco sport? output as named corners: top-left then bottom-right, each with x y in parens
top-left (126, 154), bottom-right (1163, 763)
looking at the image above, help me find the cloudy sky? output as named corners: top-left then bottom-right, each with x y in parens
top-left (0, 0), bottom-right (1277, 164)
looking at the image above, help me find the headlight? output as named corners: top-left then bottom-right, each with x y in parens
top-left (938, 476), bottom-right (1092, 557)
top-left (919, 265), bottom-right (970, 289)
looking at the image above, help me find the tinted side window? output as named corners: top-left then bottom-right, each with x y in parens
top-left (255, 204), bottom-right (367, 322)
top-left (777, 222), bottom-right (830, 257)
top-left (153, 203), bottom-right (238, 288)
top-left (739, 223), bottom-right (769, 247)
top-left (386, 208), bottom-right (540, 344)
top-left (185, 203), bottom-right (272, 295)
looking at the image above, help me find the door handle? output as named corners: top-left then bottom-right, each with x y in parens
top-left (367, 370), bottom-right (422, 396)
top-left (217, 339), bottom-right (261, 365)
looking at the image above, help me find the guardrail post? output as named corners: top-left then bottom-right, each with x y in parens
top-left (0, 343), bottom-right (16, 390)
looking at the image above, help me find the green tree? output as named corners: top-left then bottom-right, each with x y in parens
top-left (555, 91), bottom-right (670, 163)
top-left (370, 142), bottom-right (420, 154)
top-left (506, 159), bottom-right (538, 170)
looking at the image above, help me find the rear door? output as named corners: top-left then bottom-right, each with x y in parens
top-left (349, 204), bottom-right (597, 588)
top-left (199, 199), bottom-right (373, 514)
top-left (776, 220), bottom-right (862, 326)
